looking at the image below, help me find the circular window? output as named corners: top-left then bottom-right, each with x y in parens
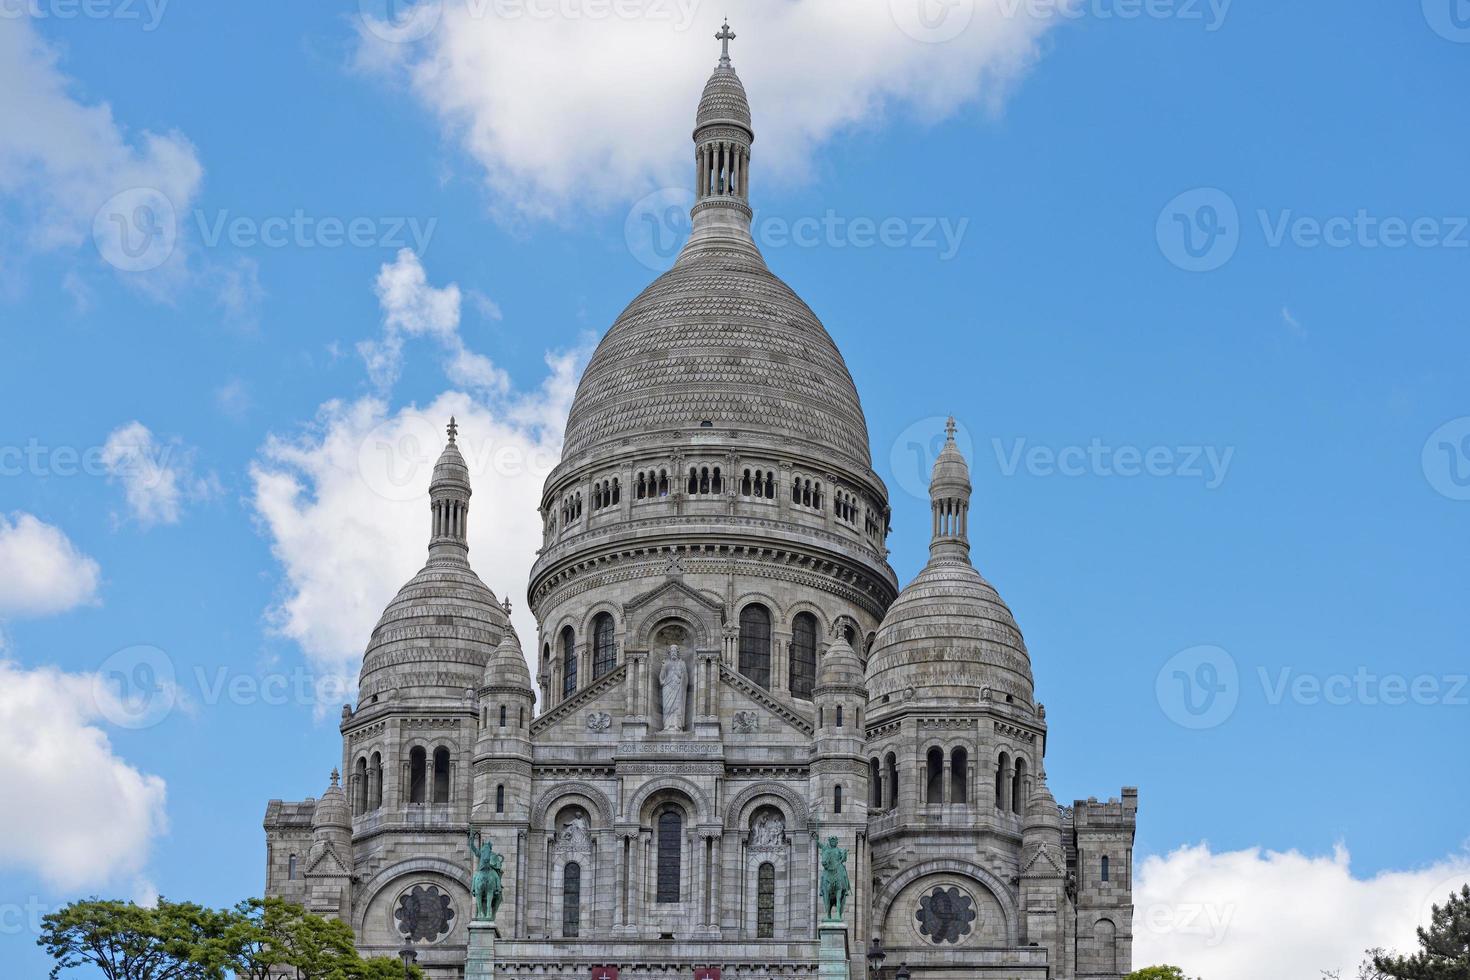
top-left (394, 883), bottom-right (456, 944)
top-left (915, 885), bottom-right (977, 944)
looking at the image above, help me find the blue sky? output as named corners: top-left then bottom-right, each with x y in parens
top-left (1, 1), bottom-right (1467, 975)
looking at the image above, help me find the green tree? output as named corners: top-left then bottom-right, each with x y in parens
top-left (1375, 885), bottom-right (1470, 980)
top-left (218, 897), bottom-right (422, 980)
top-left (37, 898), bottom-right (232, 980)
top-left (1126, 968), bottom-right (1196, 980)
top-left (340, 957), bottom-right (425, 980)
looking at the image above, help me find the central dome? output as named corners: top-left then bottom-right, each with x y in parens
top-left (560, 249), bottom-right (873, 469)
top-left (559, 41), bottom-right (872, 472)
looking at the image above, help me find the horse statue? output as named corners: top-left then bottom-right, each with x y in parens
top-left (818, 835), bottom-right (850, 921)
top-left (467, 829), bottom-right (505, 922)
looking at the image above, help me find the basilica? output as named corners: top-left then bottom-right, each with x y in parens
top-left (264, 28), bottom-right (1138, 980)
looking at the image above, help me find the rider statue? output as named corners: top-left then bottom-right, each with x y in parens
top-left (818, 835), bottom-right (850, 921)
top-left (467, 828), bottom-right (505, 923)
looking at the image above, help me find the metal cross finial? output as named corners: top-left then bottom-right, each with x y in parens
top-left (330, 768), bottom-right (340, 787)
top-left (447, 416), bottom-right (458, 444)
top-left (716, 20), bottom-right (735, 65)
top-left (945, 416), bottom-right (957, 440)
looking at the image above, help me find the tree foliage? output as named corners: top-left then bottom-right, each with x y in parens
top-left (1126, 967), bottom-right (1198, 980)
top-left (1375, 885), bottom-right (1470, 980)
top-left (39, 897), bottom-right (421, 980)
top-left (37, 898), bottom-right (232, 980)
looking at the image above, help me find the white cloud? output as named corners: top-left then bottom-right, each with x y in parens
top-left (253, 252), bottom-right (585, 691)
top-left (359, 248), bottom-right (511, 394)
top-left (0, 513), bottom-right (101, 617)
top-left (354, 0), bottom-right (1060, 216)
top-left (1135, 842), bottom-right (1470, 977)
top-left (101, 422), bottom-right (217, 527)
top-left (0, 660), bottom-right (168, 890)
top-left (0, 16), bottom-right (202, 279)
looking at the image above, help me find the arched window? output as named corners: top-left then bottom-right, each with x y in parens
top-left (370, 751), bottom-right (383, 809)
top-left (562, 863), bottom-right (582, 937)
top-left (354, 757), bottom-right (368, 814)
top-left (869, 758), bottom-right (882, 808)
top-left (756, 862), bottom-right (776, 938)
top-left (408, 746), bottom-right (427, 804)
top-left (951, 747), bottom-right (968, 805)
top-left (498, 704), bottom-right (507, 728)
top-left (926, 747), bottom-right (944, 805)
top-left (288, 853), bottom-right (298, 880)
top-left (788, 612), bottom-right (817, 699)
top-left (432, 747), bottom-right (450, 804)
top-left (561, 626), bottom-right (577, 699)
top-left (496, 785), bottom-right (505, 813)
top-left (833, 784), bottom-right (843, 814)
top-left (836, 705), bottom-right (844, 728)
top-left (592, 612), bottom-right (616, 680)
top-left (1101, 855), bottom-right (1110, 882)
top-left (885, 752), bottom-right (899, 810)
top-left (995, 751), bottom-right (1011, 811)
top-left (738, 604), bottom-right (772, 689)
top-left (656, 808), bottom-right (683, 904)
top-left (1012, 757), bottom-right (1028, 815)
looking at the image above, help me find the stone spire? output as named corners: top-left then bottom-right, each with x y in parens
top-left (689, 21), bottom-right (755, 248)
top-left (429, 417), bottom-right (472, 560)
top-left (929, 417), bottom-right (972, 561)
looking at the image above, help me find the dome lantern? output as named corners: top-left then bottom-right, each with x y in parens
top-left (429, 417), bottom-right (471, 561)
top-left (691, 21), bottom-right (755, 245)
top-left (929, 417), bottom-right (972, 562)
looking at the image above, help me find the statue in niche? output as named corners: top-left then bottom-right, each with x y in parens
top-left (750, 811), bottom-right (785, 850)
top-left (559, 810), bottom-right (592, 851)
top-left (659, 644), bottom-right (687, 733)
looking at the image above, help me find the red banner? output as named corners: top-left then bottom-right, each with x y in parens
top-left (695, 969), bottom-right (721, 980)
top-left (590, 969), bottom-right (619, 980)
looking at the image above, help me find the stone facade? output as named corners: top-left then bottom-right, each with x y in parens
top-left (264, 30), bottom-right (1137, 980)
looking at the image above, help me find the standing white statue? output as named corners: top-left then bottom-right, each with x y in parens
top-left (659, 644), bottom-right (687, 733)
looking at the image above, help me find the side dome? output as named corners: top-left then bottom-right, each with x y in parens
top-left (311, 770), bottom-right (350, 832)
top-left (358, 421), bottom-right (509, 703)
top-left (866, 421), bottom-right (1034, 710)
top-left (483, 620), bottom-right (533, 691)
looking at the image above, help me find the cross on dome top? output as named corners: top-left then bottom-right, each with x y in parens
top-left (446, 416), bottom-right (459, 444)
top-left (945, 416), bottom-right (958, 441)
top-left (716, 20), bottom-right (736, 65)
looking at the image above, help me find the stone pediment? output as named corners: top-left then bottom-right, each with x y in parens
top-left (1020, 843), bottom-right (1066, 877)
top-left (305, 843), bottom-right (350, 879)
top-left (530, 663), bottom-right (627, 739)
top-left (719, 665), bottom-right (814, 737)
top-left (625, 577), bottom-right (724, 616)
